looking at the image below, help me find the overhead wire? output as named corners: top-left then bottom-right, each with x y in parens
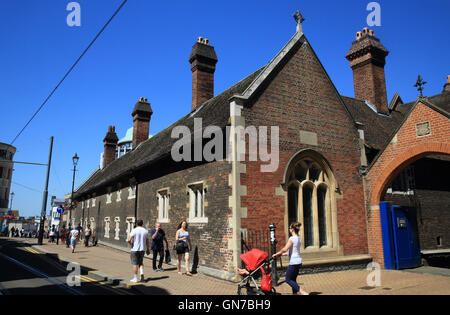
top-left (10, 0), bottom-right (129, 145)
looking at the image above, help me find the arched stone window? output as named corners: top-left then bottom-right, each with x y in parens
top-left (283, 150), bottom-right (340, 254)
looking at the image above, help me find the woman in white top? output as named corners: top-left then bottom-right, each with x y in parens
top-left (273, 222), bottom-right (309, 295)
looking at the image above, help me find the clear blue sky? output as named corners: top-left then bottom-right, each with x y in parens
top-left (1, 0), bottom-right (449, 218)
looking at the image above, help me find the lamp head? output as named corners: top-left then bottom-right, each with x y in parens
top-left (72, 153), bottom-right (79, 167)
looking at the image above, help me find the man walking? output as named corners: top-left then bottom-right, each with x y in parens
top-left (69, 226), bottom-right (80, 253)
top-left (128, 220), bottom-right (150, 283)
top-left (150, 223), bottom-right (168, 272)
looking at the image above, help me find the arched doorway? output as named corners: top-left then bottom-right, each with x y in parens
top-left (369, 142), bottom-right (450, 268)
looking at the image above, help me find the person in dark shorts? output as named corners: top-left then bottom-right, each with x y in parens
top-left (128, 219), bottom-right (150, 283)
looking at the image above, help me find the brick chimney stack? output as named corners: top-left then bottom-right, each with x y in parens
top-left (443, 75), bottom-right (450, 93)
top-left (103, 125), bottom-right (119, 168)
top-left (132, 97), bottom-right (153, 149)
top-left (346, 28), bottom-right (390, 115)
top-left (189, 37), bottom-right (218, 111)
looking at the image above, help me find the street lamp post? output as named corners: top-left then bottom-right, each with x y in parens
top-left (9, 192), bottom-right (15, 210)
top-left (38, 136), bottom-right (54, 245)
top-left (69, 153), bottom-right (79, 228)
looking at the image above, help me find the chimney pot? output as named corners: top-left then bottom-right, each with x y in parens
top-left (189, 37), bottom-right (218, 111)
top-left (356, 31), bottom-right (362, 40)
top-left (346, 28), bottom-right (390, 114)
top-left (443, 75), bottom-right (450, 93)
top-left (132, 97), bottom-right (152, 149)
top-left (103, 125), bottom-right (119, 168)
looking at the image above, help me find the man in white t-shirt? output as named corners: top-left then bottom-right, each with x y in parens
top-left (128, 219), bottom-right (150, 283)
top-left (69, 227), bottom-right (80, 253)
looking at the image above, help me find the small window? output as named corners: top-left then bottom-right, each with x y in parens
top-left (157, 190), bottom-right (170, 222)
top-left (188, 183), bottom-right (207, 223)
top-left (437, 236), bottom-right (442, 247)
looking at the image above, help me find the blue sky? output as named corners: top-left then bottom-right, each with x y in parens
top-left (1, 0), bottom-right (449, 218)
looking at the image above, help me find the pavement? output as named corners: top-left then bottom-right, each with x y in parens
top-left (8, 237), bottom-right (450, 295)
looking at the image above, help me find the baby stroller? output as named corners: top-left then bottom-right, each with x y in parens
top-left (237, 248), bottom-right (276, 295)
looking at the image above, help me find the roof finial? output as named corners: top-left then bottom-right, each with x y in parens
top-left (414, 75), bottom-right (427, 97)
top-left (293, 10), bottom-right (305, 33)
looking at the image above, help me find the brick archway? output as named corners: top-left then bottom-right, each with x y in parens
top-left (370, 142), bottom-right (450, 205)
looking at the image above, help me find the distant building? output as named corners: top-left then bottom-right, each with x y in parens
top-left (0, 143), bottom-right (16, 210)
top-left (50, 197), bottom-right (65, 228)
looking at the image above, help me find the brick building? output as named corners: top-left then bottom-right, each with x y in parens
top-left (72, 19), bottom-right (449, 280)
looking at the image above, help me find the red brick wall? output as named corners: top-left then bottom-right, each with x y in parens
top-left (192, 70), bottom-right (214, 111)
top-left (132, 117), bottom-right (150, 149)
top-left (240, 41), bottom-right (368, 256)
top-left (352, 62), bottom-right (388, 114)
top-left (366, 102), bottom-right (450, 265)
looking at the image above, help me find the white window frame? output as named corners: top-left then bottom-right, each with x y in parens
top-left (128, 185), bottom-right (136, 200)
top-left (126, 217), bottom-right (135, 242)
top-left (106, 192), bottom-right (112, 204)
top-left (104, 217), bottom-right (110, 238)
top-left (187, 182), bottom-right (208, 224)
top-left (116, 189), bottom-right (122, 202)
top-left (114, 217), bottom-right (120, 240)
top-left (157, 189), bottom-right (170, 223)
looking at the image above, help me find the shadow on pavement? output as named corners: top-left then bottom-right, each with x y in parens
top-left (130, 284), bottom-right (170, 295)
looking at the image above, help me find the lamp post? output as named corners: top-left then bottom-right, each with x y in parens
top-left (38, 136), bottom-right (54, 245)
top-left (69, 153), bottom-right (79, 228)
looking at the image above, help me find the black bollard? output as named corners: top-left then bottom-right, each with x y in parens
top-left (269, 223), bottom-right (279, 286)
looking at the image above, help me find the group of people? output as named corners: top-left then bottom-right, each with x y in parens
top-left (127, 220), bottom-right (192, 283)
top-left (62, 223), bottom-right (94, 253)
top-left (43, 218), bottom-right (308, 295)
top-left (2, 226), bottom-right (33, 238)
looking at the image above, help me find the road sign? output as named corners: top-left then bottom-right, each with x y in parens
top-left (57, 206), bottom-right (64, 214)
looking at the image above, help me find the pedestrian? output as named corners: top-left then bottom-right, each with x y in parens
top-left (66, 225), bottom-right (72, 248)
top-left (150, 223), bottom-right (168, 272)
top-left (49, 225), bottom-right (56, 243)
top-left (272, 222), bottom-right (309, 295)
top-left (91, 228), bottom-right (97, 246)
top-left (127, 219), bottom-right (150, 283)
top-left (10, 226), bottom-right (15, 238)
top-left (55, 227), bottom-right (60, 245)
top-left (84, 224), bottom-right (92, 247)
top-left (69, 226), bottom-right (80, 253)
top-left (60, 225), bottom-right (66, 244)
top-left (175, 220), bottom-right (192, 276)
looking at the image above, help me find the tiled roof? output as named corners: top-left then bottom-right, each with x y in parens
top-left (74, 67), bottom-right (265, 198)
top-left (342, 91), bottom-right (450, 152)
top-left (340, 96), bottom-right (405, 150)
